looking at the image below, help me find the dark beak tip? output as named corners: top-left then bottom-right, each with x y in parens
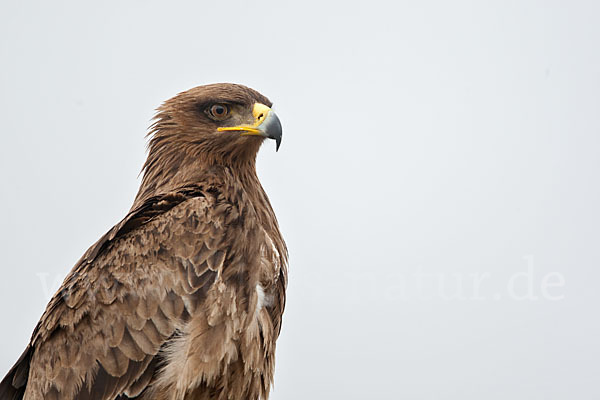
top-left (265, 111), bottom-right (283, 152)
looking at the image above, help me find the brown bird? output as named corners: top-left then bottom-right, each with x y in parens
top-left (0, 83), bottom-right (288, 400)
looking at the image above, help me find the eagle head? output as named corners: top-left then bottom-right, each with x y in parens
top-left (149, 83), bottom-right (282, 163)
top-left (136, 83), bottom-right (282, 204)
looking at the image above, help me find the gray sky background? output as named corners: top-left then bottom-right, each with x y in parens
top-left (1, 1), bottom-right (599, 399)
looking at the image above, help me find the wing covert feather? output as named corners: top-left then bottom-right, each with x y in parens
top-left (3, 187), bottom-right (233, 400)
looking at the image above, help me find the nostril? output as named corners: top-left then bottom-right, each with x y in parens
top-left (258, 113), bottom-right (264, 120)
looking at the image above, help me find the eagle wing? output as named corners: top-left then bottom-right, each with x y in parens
top-left (0, 185), bottom-right (234, 400)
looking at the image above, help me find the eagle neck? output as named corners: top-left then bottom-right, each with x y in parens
top-left (132, 147), bottom-right (262, 209)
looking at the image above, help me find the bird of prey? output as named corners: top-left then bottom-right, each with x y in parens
top-left (0, 83), bottom-right (288, 400)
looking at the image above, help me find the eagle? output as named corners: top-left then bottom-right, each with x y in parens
top-left (0, 83), bottom-right (288, 400)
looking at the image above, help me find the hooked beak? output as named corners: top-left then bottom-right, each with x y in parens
top-left (217, 103), bottom-right (283, 151)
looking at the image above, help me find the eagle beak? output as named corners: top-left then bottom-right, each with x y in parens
top-left (217, 103), bottom-right (283, 151)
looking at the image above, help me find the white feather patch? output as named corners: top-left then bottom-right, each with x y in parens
top-left (256, 283), bottom-right (273, 313)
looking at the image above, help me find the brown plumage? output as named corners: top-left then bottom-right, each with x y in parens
top-left (0, 83), bottom-right (288, 400)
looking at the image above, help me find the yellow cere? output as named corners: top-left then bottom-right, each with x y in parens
top-left (217, 103), bottom-right (272, 135)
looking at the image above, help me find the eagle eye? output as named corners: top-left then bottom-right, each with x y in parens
top-left (207, 104), bottom-right (229, 120)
